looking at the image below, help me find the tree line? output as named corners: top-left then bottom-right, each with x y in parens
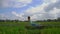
top-left (0, 17), bottom-right (60, 22)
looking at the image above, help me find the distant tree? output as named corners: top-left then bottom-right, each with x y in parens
top-left (57, 17), bottom-right (60, 21)
top-left (47, 19), bottom-right (52, 22)
top-left (53, 19), bottom-right (57, 22)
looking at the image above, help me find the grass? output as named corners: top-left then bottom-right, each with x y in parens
top-left (0, 21), bottom-right (60, 34)
top-left (41, 28), bottom-right (60, 34)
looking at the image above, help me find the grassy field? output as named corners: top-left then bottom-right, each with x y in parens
top-left (0, 21), bottom-right (60, 34)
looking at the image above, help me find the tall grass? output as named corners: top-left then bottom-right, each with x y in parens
top-left (0, 21), bottom-right (60, 34)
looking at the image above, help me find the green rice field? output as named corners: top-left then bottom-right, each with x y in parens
top-left (0, 21), bottom-right (60, 34)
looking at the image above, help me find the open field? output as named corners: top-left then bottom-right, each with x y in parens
top-left (0, 21), bottom-right (60, 34)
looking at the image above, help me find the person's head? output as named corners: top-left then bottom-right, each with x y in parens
top-left (28, 16), bottom-right (30, 21)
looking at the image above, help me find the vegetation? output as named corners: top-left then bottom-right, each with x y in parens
top-left (0, 17), bottom-right (60, 34)
top-left (0, 21), bottom-right (60, 34)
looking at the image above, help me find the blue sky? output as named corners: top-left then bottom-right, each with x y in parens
top-left (0, 0), bottom-right (43, 15)
top-left (0, 0), bottom-right (60, 21)
top-left (0, 0), bottom-right (43, 13)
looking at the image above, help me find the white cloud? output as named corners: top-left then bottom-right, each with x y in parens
top-left (1, 0), bottom-right (32, 8)
top-left (44, 0), bottom-right (60, 12)
top-left (21, 0), bottom-right (60, 21)
top-left (2, 0), bottom-right (60, 21)
top-left (22, 2), bottom-right (48, 20)
top-left (44, 0), bottom-right (57, 3)
top-left (49, 8), bottom-right (60, 18)
top-left (24, 3), bottom-right (48, 16)
top-left (0, 14), bottom-right (8, 20)
top-left (16, 0), bottom-right (32, 3)
top-left (12, 11), bottom-right (24, 17)
top-left (12, 11), bottom-right (27, 21)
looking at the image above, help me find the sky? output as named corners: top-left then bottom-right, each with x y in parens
top-left (0, 0), bottom-right (60, 21)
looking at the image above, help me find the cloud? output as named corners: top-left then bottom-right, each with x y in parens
top-left (12, 11), bottom-right (27, 21)
top-left (44, 0), bottom-right (60, 12)
top-left (0, 14), bottom-right (8, 20)
top-left (49, 8), bottom-right (60, 18)
top-left (1, 0), bottom-right (60, 21)
top-left (12, 11), bottom-right (24, 17)
top-left (1, 0), bottom-right (32, 8)
top-left (24, 3), bottom-right (47, 16)
top-left (22, 2), bottom-right (48, 20)
top-left (21, 0), bottom-right (60, 20)
top-left (44, 0), bottom-right (57, 3)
